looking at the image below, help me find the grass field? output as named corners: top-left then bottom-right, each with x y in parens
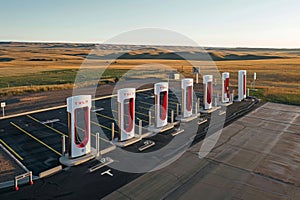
top-left (0, 42), bottom-right (299, 105)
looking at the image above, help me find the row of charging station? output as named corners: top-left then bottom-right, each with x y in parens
top-left (118, 82), bottom-right (171, 142)
top-left (202, 70), bottom-right (247, 108)
top-left (62, 70), bottom-right (248, 160)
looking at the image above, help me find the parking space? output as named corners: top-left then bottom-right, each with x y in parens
top-left (0, 117), bottom-right (61, 174)
top-left (0, 86), bottom-right (235, 176)
top-left (0, 89), bottom-right (183, 175)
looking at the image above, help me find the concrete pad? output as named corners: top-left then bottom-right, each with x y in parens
top-left (175, 113), bottom-right (200, 122)
top-left (39, 165), bottom-right (62, 178)
top-left (188, 122), bottom-right (245, 156)
top-left (138, 140), bottom-right (155, 151)
top-left (59, 153), bottom-right (95, 167)
top-left (286, 123), bottom-right (300, 134)
top-left (224, 127), bottom-right (282, 153)
top-left (91, 145), bottom-right (116, 156)
top-left (164, 161), bottom-right (297, 200)
top-left (104, 103), bottom-right (300, 200)
top-left (248, 106), bottom-right (300, 124)
top-left (207, 145), bottom-right (267, 171)
top-left (254, 132), bottom-right (300, 186)
top-left (171, 128), bottom-right (185, 136)
top-left (103, 152), bottom-right (210, 200)
top-left (262, 103), bottom-right (300, 113)
top-left (197, 117), bottom-right (208, 125)
top-left (106, 171), bottom-right (181, 200)
top-left (199, 106), bottom-right (221, 114)
top-left (147, 123), bottom-right (174, 134)
top-left (238, 116), bottom-right (290, 132)
top-left (111, 137), bottom-right (142, 147)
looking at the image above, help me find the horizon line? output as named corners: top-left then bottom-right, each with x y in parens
top-left (1, 40), bottom-right (299, 50)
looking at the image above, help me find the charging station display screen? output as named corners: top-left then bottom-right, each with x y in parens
top-left (74, 107), bottom-right (89, 148)
top-left (123, 98), bottom-right (134, 132)
top-left (159, 91), bottom-right (168, 120)
top-left (207, 82), bottom-right (212, 104)
top-left (186, 86), bottom-right (192, 111)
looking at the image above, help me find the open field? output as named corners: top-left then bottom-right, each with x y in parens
top-left (0, 42), bottom-right (299, 105)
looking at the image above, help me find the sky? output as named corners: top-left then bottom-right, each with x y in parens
top-left (0, 0), bottom-right (300, 48)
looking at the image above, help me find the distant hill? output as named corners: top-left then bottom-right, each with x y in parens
top-left (0, 41), bottom-right (299, 61)
top-left (84, 51), bottom-right (285, 61)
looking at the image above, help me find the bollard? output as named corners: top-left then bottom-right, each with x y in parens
top-left (247, 88), bottom-right (250, 97)
top-left (1, 102), bottom-right (5, 117)
top-left (176, 103), bottom-right (179, 116)
top-left (230, 93), bottom-right (234, 102)
top-left (139, 120), bottom-right (142, 136)
top-left (62, 135), bottom-right (66, 155)
top-left (171, 110), bottom-right (174, 123)
top-left (29, 171), bottom-right (33, 185)
top-left (111, 123), bottom-right (114, 141)
top-left (197, 98), bottom-right (200, 111)
top-left (96, 132), bottom-right (99, 157)
top-left (148, 111), bottom-right (151, 126)
top-left (195, 101), bottom-right (198, 114)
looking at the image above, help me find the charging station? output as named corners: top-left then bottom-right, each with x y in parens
top-left (111, 88), bottom-right (142, 147)
top-left (118, 88), bottom-right (136, 141)
top-left (203, 75), bottom-right (213, 110)
top-left (238, 70), bottom-right (247, 101)
top-left (200, 75), bottom-right (221, 114)
top-left (147, 82), bottom-right (175, 134)
top-left (222, 72), bottom-right (231, 103)
top-left (60, 95), bottom-right (94, 166)
top-left (67, 95), bottom-right (91, 158)
top-left (154, 82), bottom-right (168, 128)
top-left (176, 78), bottom-right (199, 122)
top-left (182, 78), bottom-right (193, 118)
top-left (221, 72), bottom-right (233, 106)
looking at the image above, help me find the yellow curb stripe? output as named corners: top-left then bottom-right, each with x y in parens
top-left (91, 121), bottom-right (118, 133)
top-left (26, 115), bottom-right (68, 137)
top-left (95, 113), bottom-right (116, 121)
top-left (10, 122), bottom-right (62, 156)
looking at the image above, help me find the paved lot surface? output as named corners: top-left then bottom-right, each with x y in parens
top-left (0, 83), bottom-right (259, 199)
top-left (104, 102), bottom-right (300, 200)
top-left (0, 88), bottom-right (178, 175)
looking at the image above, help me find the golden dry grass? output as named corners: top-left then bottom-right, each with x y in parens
top-left (0, 43), bottom-right (299, 104)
